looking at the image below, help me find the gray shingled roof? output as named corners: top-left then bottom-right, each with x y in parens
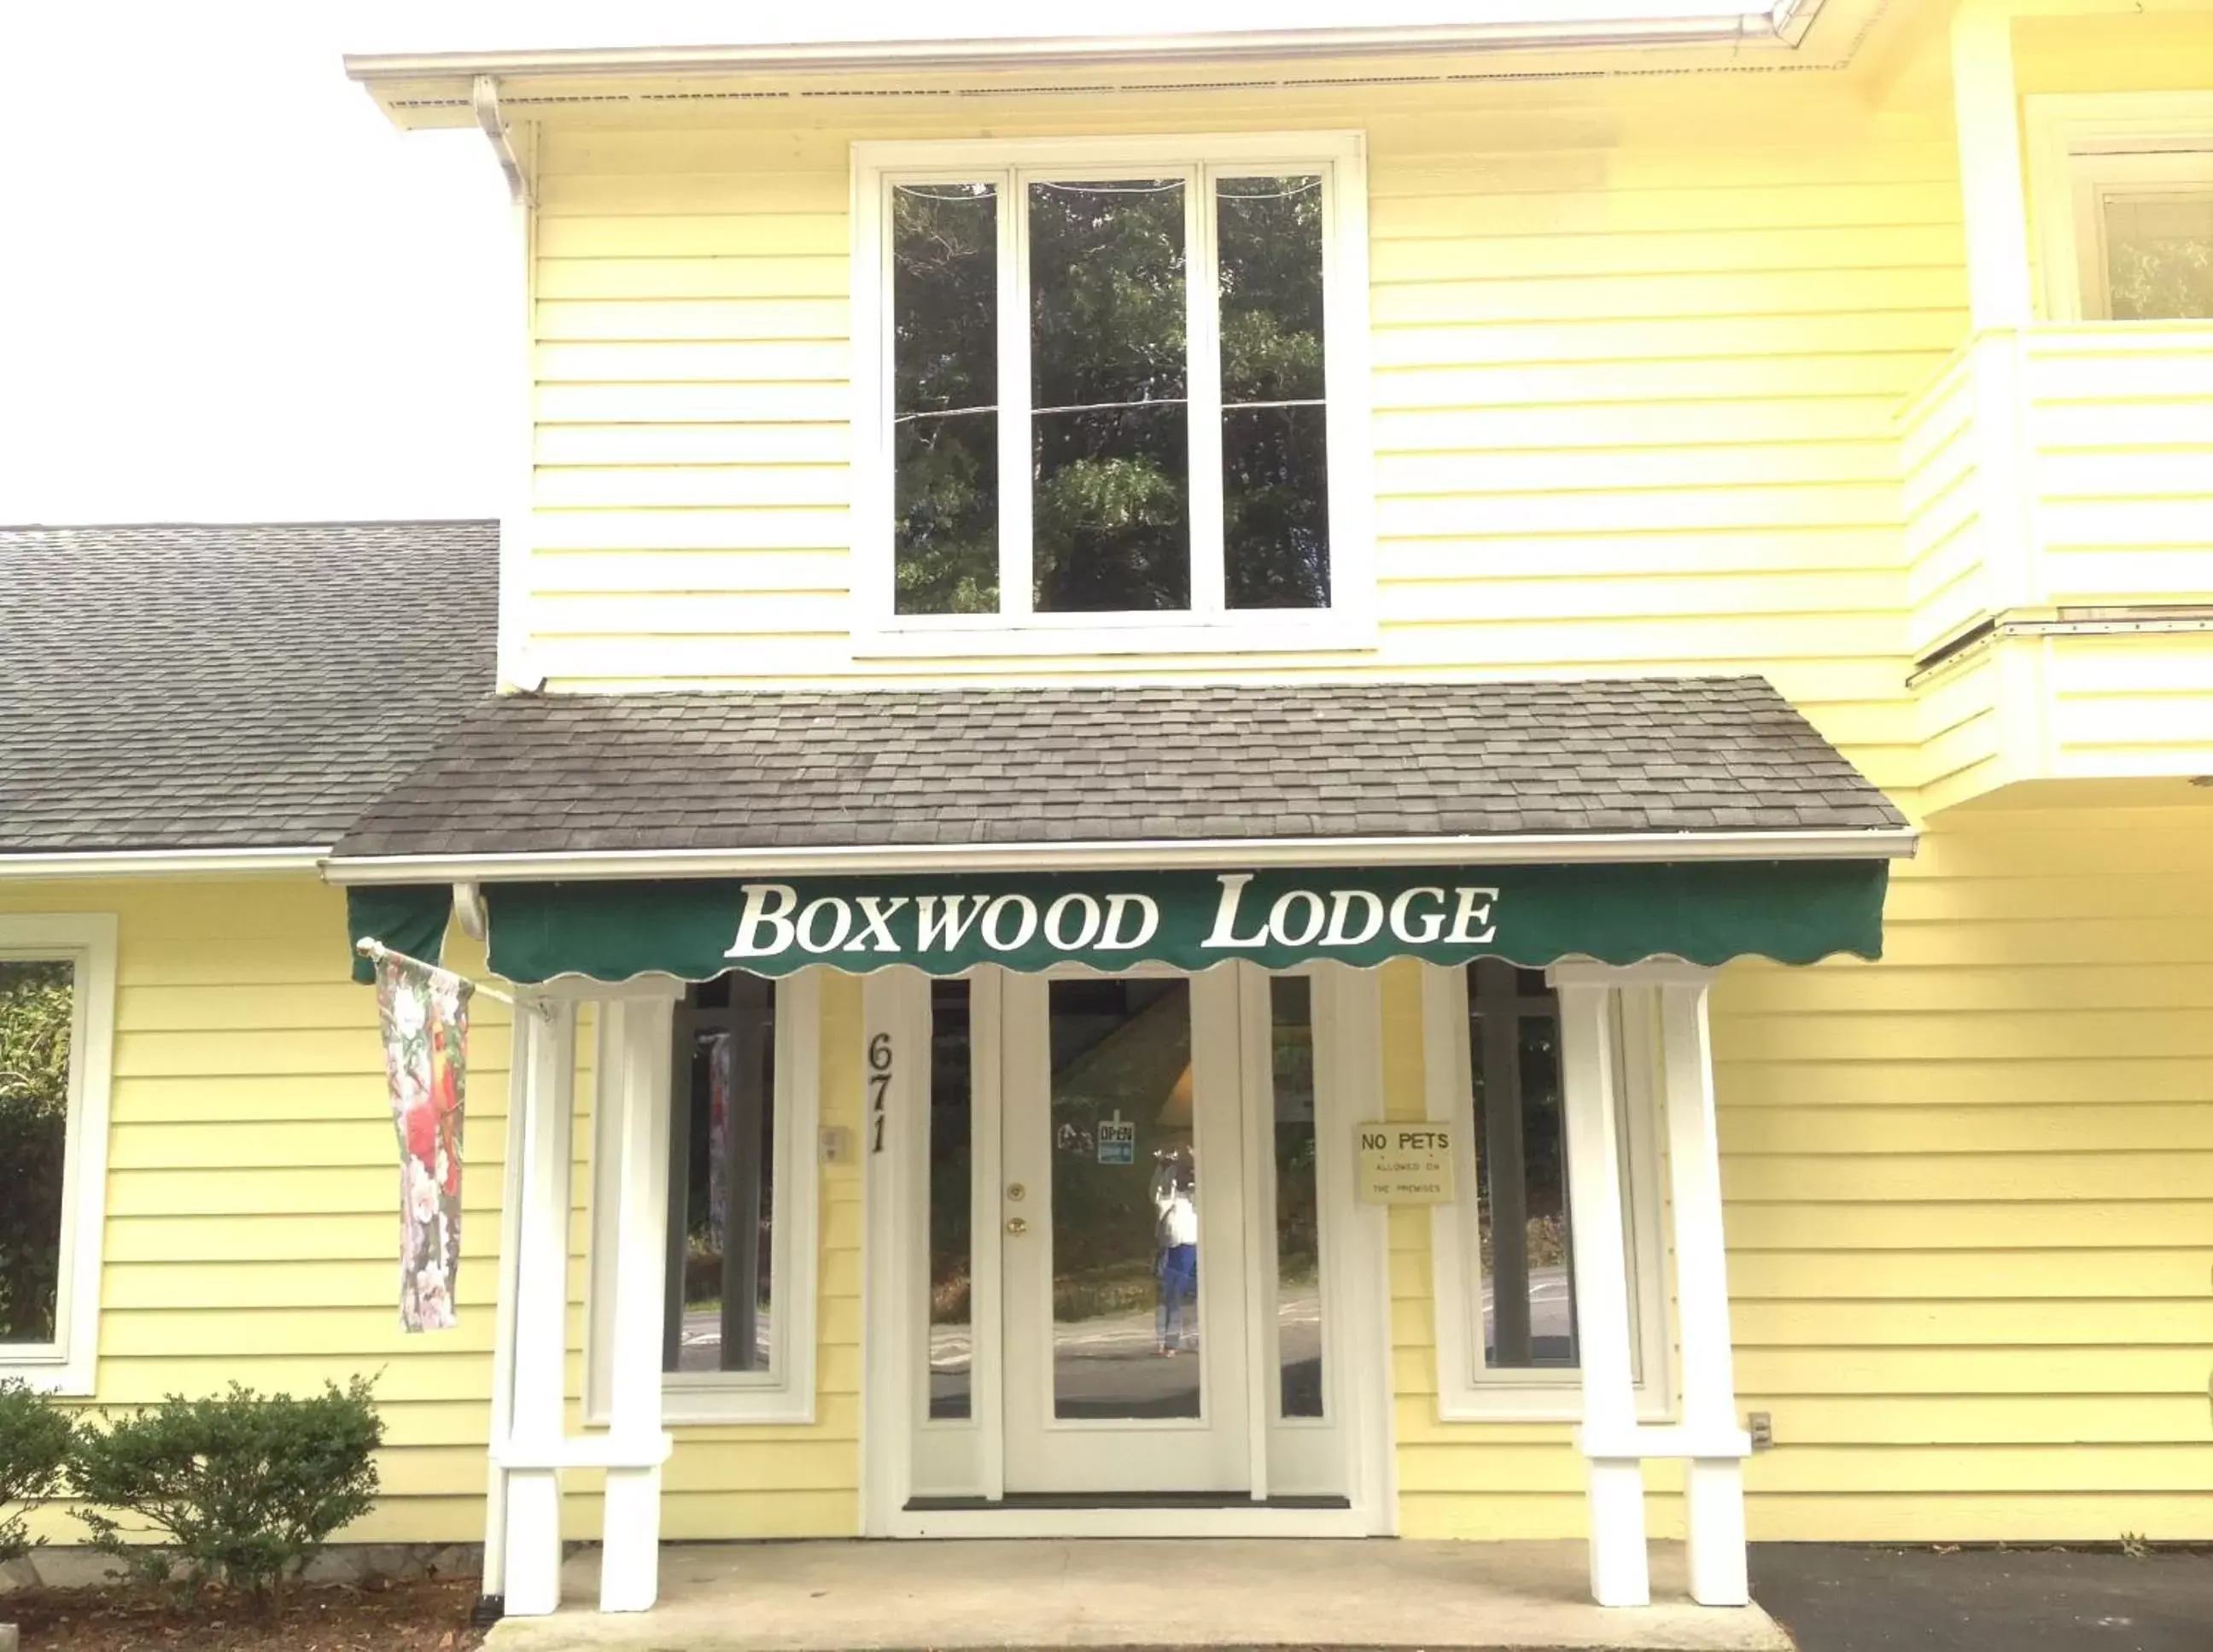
top-left (0, 521), bottom-right (498, 854)
top-left (331, 676), bottom-right (1906, 861)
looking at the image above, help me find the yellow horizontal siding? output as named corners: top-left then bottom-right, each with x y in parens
top-left (520, 76), bottom-right (1955, 798)
top-left (0, 877), bottom-right (510, 1546)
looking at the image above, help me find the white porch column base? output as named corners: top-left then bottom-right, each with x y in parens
top-left (502, 1000), bottom-right (576, 1619)
top-left (600, 1464), bottom-right (666, 1613)
top-left (1550, 972), bottom-right (1649, 1610)
top-left (502, 1468), bottom-right (564, 1619)
top-left (1685, 1458), bottom-right (1749, 1607)
top-left (1584, 1457), bottom-right (1651, 1608)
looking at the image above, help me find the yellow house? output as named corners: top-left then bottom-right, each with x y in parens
top-left (4, 0), bottom-right (2210, 1629)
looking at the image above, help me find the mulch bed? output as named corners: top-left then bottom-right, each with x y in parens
top-left (4, 1575), bottom-right (489, 1651)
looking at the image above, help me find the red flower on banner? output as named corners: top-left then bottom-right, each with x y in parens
top-left (430, 1028), bottom-right (460, 1114)
top-left (404, 1101), bottom-right (436, 1165)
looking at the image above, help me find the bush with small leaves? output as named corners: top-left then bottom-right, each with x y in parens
top-left (0, 1378), bottom-right (73, 1562)
top-left (68, 1377), bottom-right (380, 1606)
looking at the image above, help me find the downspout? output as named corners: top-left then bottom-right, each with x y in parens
top-left (471, 73), bottom-right (534, 1618)
top-left (471, 74), bottom-right (544, 694)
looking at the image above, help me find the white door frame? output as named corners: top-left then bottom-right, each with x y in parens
top-left (861, 960), bottom-right (1396, 1538)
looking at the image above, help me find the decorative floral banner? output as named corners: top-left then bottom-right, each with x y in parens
top-left (376, 953), bottom-right (472, 1333)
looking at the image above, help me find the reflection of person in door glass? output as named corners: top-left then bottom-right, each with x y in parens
top-left (1152, 1145), bottom-right (1198, 1356)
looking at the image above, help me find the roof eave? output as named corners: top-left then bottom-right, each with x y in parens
top-left (320, 826), bottom-right (1919, 886)
top-left (0, 845), bottom-right (330, 881)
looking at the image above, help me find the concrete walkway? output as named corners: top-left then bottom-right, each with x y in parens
top-left (489, 1538), bottom-right (1794, 1651)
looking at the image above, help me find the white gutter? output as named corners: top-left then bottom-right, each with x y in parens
top-left (342, 8), bottom-right (1809, 86)
top-left (0, 846), bottom-right (330, 880)
top-left (321, 826), bottom-right (1917, 886)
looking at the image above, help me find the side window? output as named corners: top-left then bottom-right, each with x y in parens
top-left (2072, 150), bottom-right (2213, 321)
top-left (2029, 96), bottom-right (2213, 320)
top-left (0, 914), bottom-right (117, 1394)
top-left (587, 970), bottom-right (820, 1425)
top-left (1423, 962), bottom-right (1668, 1420)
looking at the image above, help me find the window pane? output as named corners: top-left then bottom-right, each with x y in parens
top-left (1217, 175), bottom-right (1329, 610)
top-left (1046, 978), bottom-right (1200, 1418)
top-left (893, 183), bottom-right (1000, 615)
top-left (1467, 960), bottom-right (1574, 1370)
top-left (668, 974), bottom-right (777, 1375)
top-left (1030, 178), bottom-right (1191, 613)
top-left (2104, 190), bottom-right (2213, 320)
top-left (0, 960), bottom-right (73, 1345)
top-left (928, 980), bottom-right (974, 1420)
top-left (1270, 975), bottom-right (1323, 1419)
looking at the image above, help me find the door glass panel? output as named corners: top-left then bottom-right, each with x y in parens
top-left (668, 975), bottom-right (776, 1374)
top-left (1029, 178), bottom-right (1191, 613)
top-left (2103, 190), bottom-right (2213, 320)
top-left (928, 980), bottom-right (974, 1419)
top-left (1269, 976), bottom-right (1323, 1419)
top-left (1466, 961), bottom-right (1574, 1369)
top-left (1045, 978), bottom-right (1200, 1418)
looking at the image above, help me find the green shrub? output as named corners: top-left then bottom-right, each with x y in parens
top-left (0, 1378), bottom-right (73, 1562)
top-left (69, 1377), bottom-right (381, 1604)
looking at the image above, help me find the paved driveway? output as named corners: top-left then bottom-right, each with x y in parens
top-left (1751, 1544), bottom-right (2213, 1652)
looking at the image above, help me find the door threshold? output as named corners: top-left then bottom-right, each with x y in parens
top-left (906, 1492), bottom-right (1352, 1512)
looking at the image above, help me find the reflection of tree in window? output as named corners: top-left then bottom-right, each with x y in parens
top-left (2104, 192), bottom-right (2213, 319)
top-left (1030, 180), bottom-right (1192, 613)
top-left (892, 184), bottom-right (1000, 615)
top-left (1219, 177), bottom-right (1330, 610)
top-left (0, 960), bottom-right (73, 1344)
top-left (664, 974), bottom-right (777, 1375)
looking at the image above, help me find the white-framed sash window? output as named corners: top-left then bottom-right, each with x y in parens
top-left (2028, 92), bottom-right (2213, 322)
top-left (1422, 961), bottom-right (1671, 1422)
top-left (0, 913), bottom-right (117, 1396)
top-left (586, 969), bottom-right (820, 1426)
top-left (850, 131), bottom-right (1375, 657)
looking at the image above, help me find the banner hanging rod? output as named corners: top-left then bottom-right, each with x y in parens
top-left (355, 937), bottom-right (523, 1008)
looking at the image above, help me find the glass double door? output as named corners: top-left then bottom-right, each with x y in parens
top-left (997, 969), bottom-right (1253, 1493)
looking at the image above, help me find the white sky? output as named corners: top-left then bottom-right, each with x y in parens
top-left (0, 1), bottom-right (1720, 526)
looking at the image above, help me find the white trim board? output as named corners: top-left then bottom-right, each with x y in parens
top-left (0, 847), bottom-right (326, 879)
top-left (322, 826), bottom-right (1918, 885)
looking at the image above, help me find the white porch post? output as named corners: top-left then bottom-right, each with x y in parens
top-left (1659, 976), bottom-right (1752, 1607)
top-left (1951, 0), bottom-right (2033, 330)
top-left (1550, 972), bottom-right (1649, 1608)
top-left (504, 999), bottom-right (576, 1619)
top-left (598, 991), bottom-right (679, 1613)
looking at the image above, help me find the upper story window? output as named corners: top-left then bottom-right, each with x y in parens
top-left (2029, 93), bottom-right (2213, 321)
top-left (852, 135), bottom-right (1373, 657)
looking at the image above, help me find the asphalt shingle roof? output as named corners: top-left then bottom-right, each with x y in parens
top-left (331, 676), bottom-right (1906, 861)
top-left (0, 520), bottom-right (498, 854)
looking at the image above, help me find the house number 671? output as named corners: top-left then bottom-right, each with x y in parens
top-left (867, 1031), bottom-right (892, 1154)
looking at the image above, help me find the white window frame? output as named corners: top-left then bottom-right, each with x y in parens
top-left (2027, 91), bottom-right (2213, 321)
top-left (1419, 963), bottom-right (1671, 1423)
top-left (850, 131), bottom-right (1376, 659)
top-left (585, 968), bottom-right (820, 1427)
top-left (0, 913), bottom-right (116, 1396)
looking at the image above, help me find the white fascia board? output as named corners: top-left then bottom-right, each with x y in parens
top-left (320, 827), bottom-right (1918, 885)
top-left (0, 846), bottom-right (330, 880)
top-left (342, 10), bottom-right (1789, 87)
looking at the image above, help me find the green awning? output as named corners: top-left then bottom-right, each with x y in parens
top-left (477, 859), bottom-right (1888, 984)
top-left (347, 884), bottom-right (451, 984)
